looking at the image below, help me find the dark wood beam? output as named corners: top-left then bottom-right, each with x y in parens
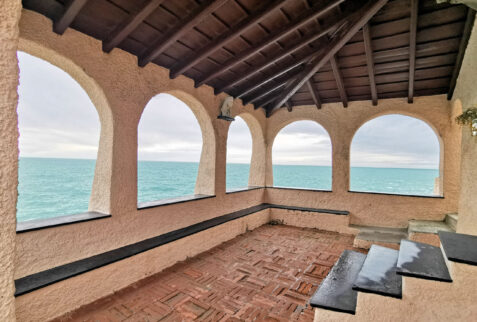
top-left (448, 8), bottom-right (476, 100)
top-left (268, 0), bottom-right (388, 115)
top-left (306, 80), bottom-right (322, 109)
top-left (408, 0), bottom-right (418, 103)
top-left (138, 0), bottom-right (228, 67)
top-left (255, 92), bottom-right (282, 110)
top-left (216, 13), bottom-right (351, 94)
top-left (170, 0), bottom-right (288, 78)
top-left (53, 0), bottom-right (88, 35)
top-left (330, 55), bottom-right (348, 107)
top-left (285, 100), bottom-right (293, 112)
top-left (244, 81), bottom-right (288, 105)
top-left (363, 23), bottom-right (378, 105)
top-left (103, 0), bottom-right (166, 53)
top-left (196, 0), bottom-right (345, 87)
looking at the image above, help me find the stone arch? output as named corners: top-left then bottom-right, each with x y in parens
top-left (227, 112), bottom-right (266, 187)
top-left (138, 90), bottom-right (216, 196)
top-left (18, 38), bottom-right (114, 214)
top-left (268, 118), bottom-right (333, 188)
top-left (350, 112), bottom-right (444, 196)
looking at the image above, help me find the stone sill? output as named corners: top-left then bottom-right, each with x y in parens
top-left (225, 186), bottom-right (264, 194)
top-left (268, 186), bottom-right (333, 193)
top-left (16, 211), bottom-right (111, 233)
top-left (348, 190), bottom-right (444, 199)
top-left (137, 194), bottom-right (216, 210)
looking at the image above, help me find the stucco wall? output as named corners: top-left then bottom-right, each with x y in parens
top-left (0, 0), bottom-right (21, 321)
top-left (265, 95), bottom-right (461, 228)
top-left (452, 16), bottom-right (477, 235)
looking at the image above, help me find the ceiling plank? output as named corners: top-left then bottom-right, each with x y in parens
top-left (363, 23), bottom-right (378, 105)
top-left (306, 80), bottom-right (322, 109)
top-left (53, 0), bottom-right (89, 35)
top-left (216, 12), bottom-right (352, 95)
top-left (103, 0), bottom-right (167, 53)
top-left (330, 55), bottom-right (348, 107)
top-left (448, 8), bottom-right (476, 100)
top-left (170, 0), bottom-right (288, 78)
top-left (138, 0), bottom-right (228, 67)
top-left (407, 0), bottom-right (418, 103)
top-left (195, 0), bottom-right (345, 87)
top-left (267, 0), bottom-right (389, 116)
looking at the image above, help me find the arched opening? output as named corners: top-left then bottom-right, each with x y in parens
top-left (272, 120), bottom-right (332, 190)
top-left (17, 51), bottom-right (101, 222)
top-left (138, 93), bottom-right (210, 203)
top-left (350, 114), bottom-right (442, 196)
top-left (226, 116), bottom-right (253, 191)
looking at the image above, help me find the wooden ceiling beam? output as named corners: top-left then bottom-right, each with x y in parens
top-left (103, 0), bottom-right (167, 53)
top-left (196, 0), bottom-right (345, 87)
top-left (53, 0), bottom-right (89, 35)
top-left (306, 80), bottom-right (322, 109)
top-left (330, 55), bottom-right (348, 107)
top-left (448, 8), bottom-right (476, 100)
top-left (216, 12), bottom-right (352, 95)
top-left (243, 81), bottom-right (288, 105)
top-left (268, 0), bottom-right (388, 116)
top-left (285, 100), bottom-right (293, 112)
top-left (363, 23), bottom-right (378, 105)
top-left (407, 0), bottom-right (418, 103)
top-left (138, 0), bottom-right (228, 67)
top-left (170, 0), bottom-right (288, 78)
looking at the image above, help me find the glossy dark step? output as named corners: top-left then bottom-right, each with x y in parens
top-left (310, 250), bottom-right (366, 315)
top-left (396, 239), bottom-right (452, 282)
top-left (439, 231), bottom-right (477, 266)
top-left (353, 245), bottom-right (402, 299)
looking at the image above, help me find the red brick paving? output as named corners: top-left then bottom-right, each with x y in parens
top-left (55, 225), bottom-right (365, 322)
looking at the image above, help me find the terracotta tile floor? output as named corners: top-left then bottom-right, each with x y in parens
top-left (56, 224), bottom-right (365, 322)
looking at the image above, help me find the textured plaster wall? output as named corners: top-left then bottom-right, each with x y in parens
top-left (452, 16), bottom-right (477, 235)
top-left (265, 96), bottom-right (461, 228)
top-left (0, 0), bottom-right (21, 321)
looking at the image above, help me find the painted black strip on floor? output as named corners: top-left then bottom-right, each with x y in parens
top-left (14, 203), bottom-right (348, 296)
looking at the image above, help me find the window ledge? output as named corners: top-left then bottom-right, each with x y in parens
top-left (268, 186), bottom-right (332, 193)
top-left (226, 186), bottom-right (264, 194)
top-left (16, 211), bottom-right (111, 233)
top-left (348, 190), bottom-right (444, 199)
top-left (137, 194), bottom-right (215, 210)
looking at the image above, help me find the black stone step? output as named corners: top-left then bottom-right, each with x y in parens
top-left (352, 245), bottom-right (402, 299)
top-left (439, 231), bottom-right (477, 266)
top-left (396, 239), bottom-right (452, 282)
top-left (310, 250), bottom-right (366, 315)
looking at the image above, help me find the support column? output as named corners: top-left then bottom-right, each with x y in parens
top-left (332, 132), bottom-right (351, 194)
top-left (0, 0), bottom-right (22, 320)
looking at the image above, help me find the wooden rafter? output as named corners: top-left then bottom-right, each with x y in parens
top-left (330, 55), bottom-right (348, 107)
top-left (363, 23), bottom-right (378, 105)
top-left (195, 0), bottom-right (345, 87)
top-left (138, 0), bottom-right (228, 67)
top-left (448, 8), bottom-right (476, 100)
top-left (103, 0), bottom-right (167, 53)
top-left (170, 0), bottom-right (288, 78)
top-left (285, 100), bottom-right (293, 112)
top-left (53, 0), bottom-right (88, 35)
top-left (407, 0), bottom-right (419, 103)
top-left (306, 80), bottom-right (322, 109)
top-left (244, 81), bottom-right (288, 105)
top-left (216, 12), bottom-right (352, 94)
top-left (268, 0), bottom-right (388, 116)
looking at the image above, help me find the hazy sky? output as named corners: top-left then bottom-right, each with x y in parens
top-left (18, 51), bottom-right (439, 169)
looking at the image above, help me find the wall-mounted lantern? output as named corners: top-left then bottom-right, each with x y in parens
top-left (217, 96), bottom-right (235, 121)
top-left (456, 107), bottom-right (477, 136)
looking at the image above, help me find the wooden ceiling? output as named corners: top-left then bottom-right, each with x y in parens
top-left (23, 0), bottom-right (475, 116)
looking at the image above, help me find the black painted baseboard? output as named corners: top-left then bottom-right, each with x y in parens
top-left (15, 203), bottom-right (348, 296)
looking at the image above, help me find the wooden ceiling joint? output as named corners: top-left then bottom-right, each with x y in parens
top-left (408, 0), bottom-right (419, 103)
top-left (53, 0), bottom-right (88, 35)
top-left (363, 23), bottom-right (378, 105)
top-left (306, 80), bottom-right (322, 109)
top-left (330, 55), bottom-right (348, 107)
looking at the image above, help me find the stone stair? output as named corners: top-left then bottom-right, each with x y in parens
top-left (408, 214), bottom-right (457, 247)
top-left (309, 230), bottom-right (477, 320)
top-left (351, 225), bottom-right (408, 250)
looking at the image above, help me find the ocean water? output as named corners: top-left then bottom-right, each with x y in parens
top-left (17, 157), bottom-right (439, 222)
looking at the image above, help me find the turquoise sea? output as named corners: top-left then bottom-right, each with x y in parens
top-left (17, 157), bottom-right (439, 222)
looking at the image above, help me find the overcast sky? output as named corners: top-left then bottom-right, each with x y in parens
top-left (18, 51), bottom-right (439, 169)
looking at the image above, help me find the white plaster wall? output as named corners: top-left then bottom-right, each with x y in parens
top-left (0, 0), bottom-right (21, 321)
top-left (452, 16), bottom-right (477, 235)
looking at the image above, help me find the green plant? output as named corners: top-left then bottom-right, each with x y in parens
top-left (456, 107), bottom-right (477, 126)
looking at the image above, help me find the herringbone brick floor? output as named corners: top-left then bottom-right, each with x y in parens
top-left (57, 224), bottom-right (364, 322)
